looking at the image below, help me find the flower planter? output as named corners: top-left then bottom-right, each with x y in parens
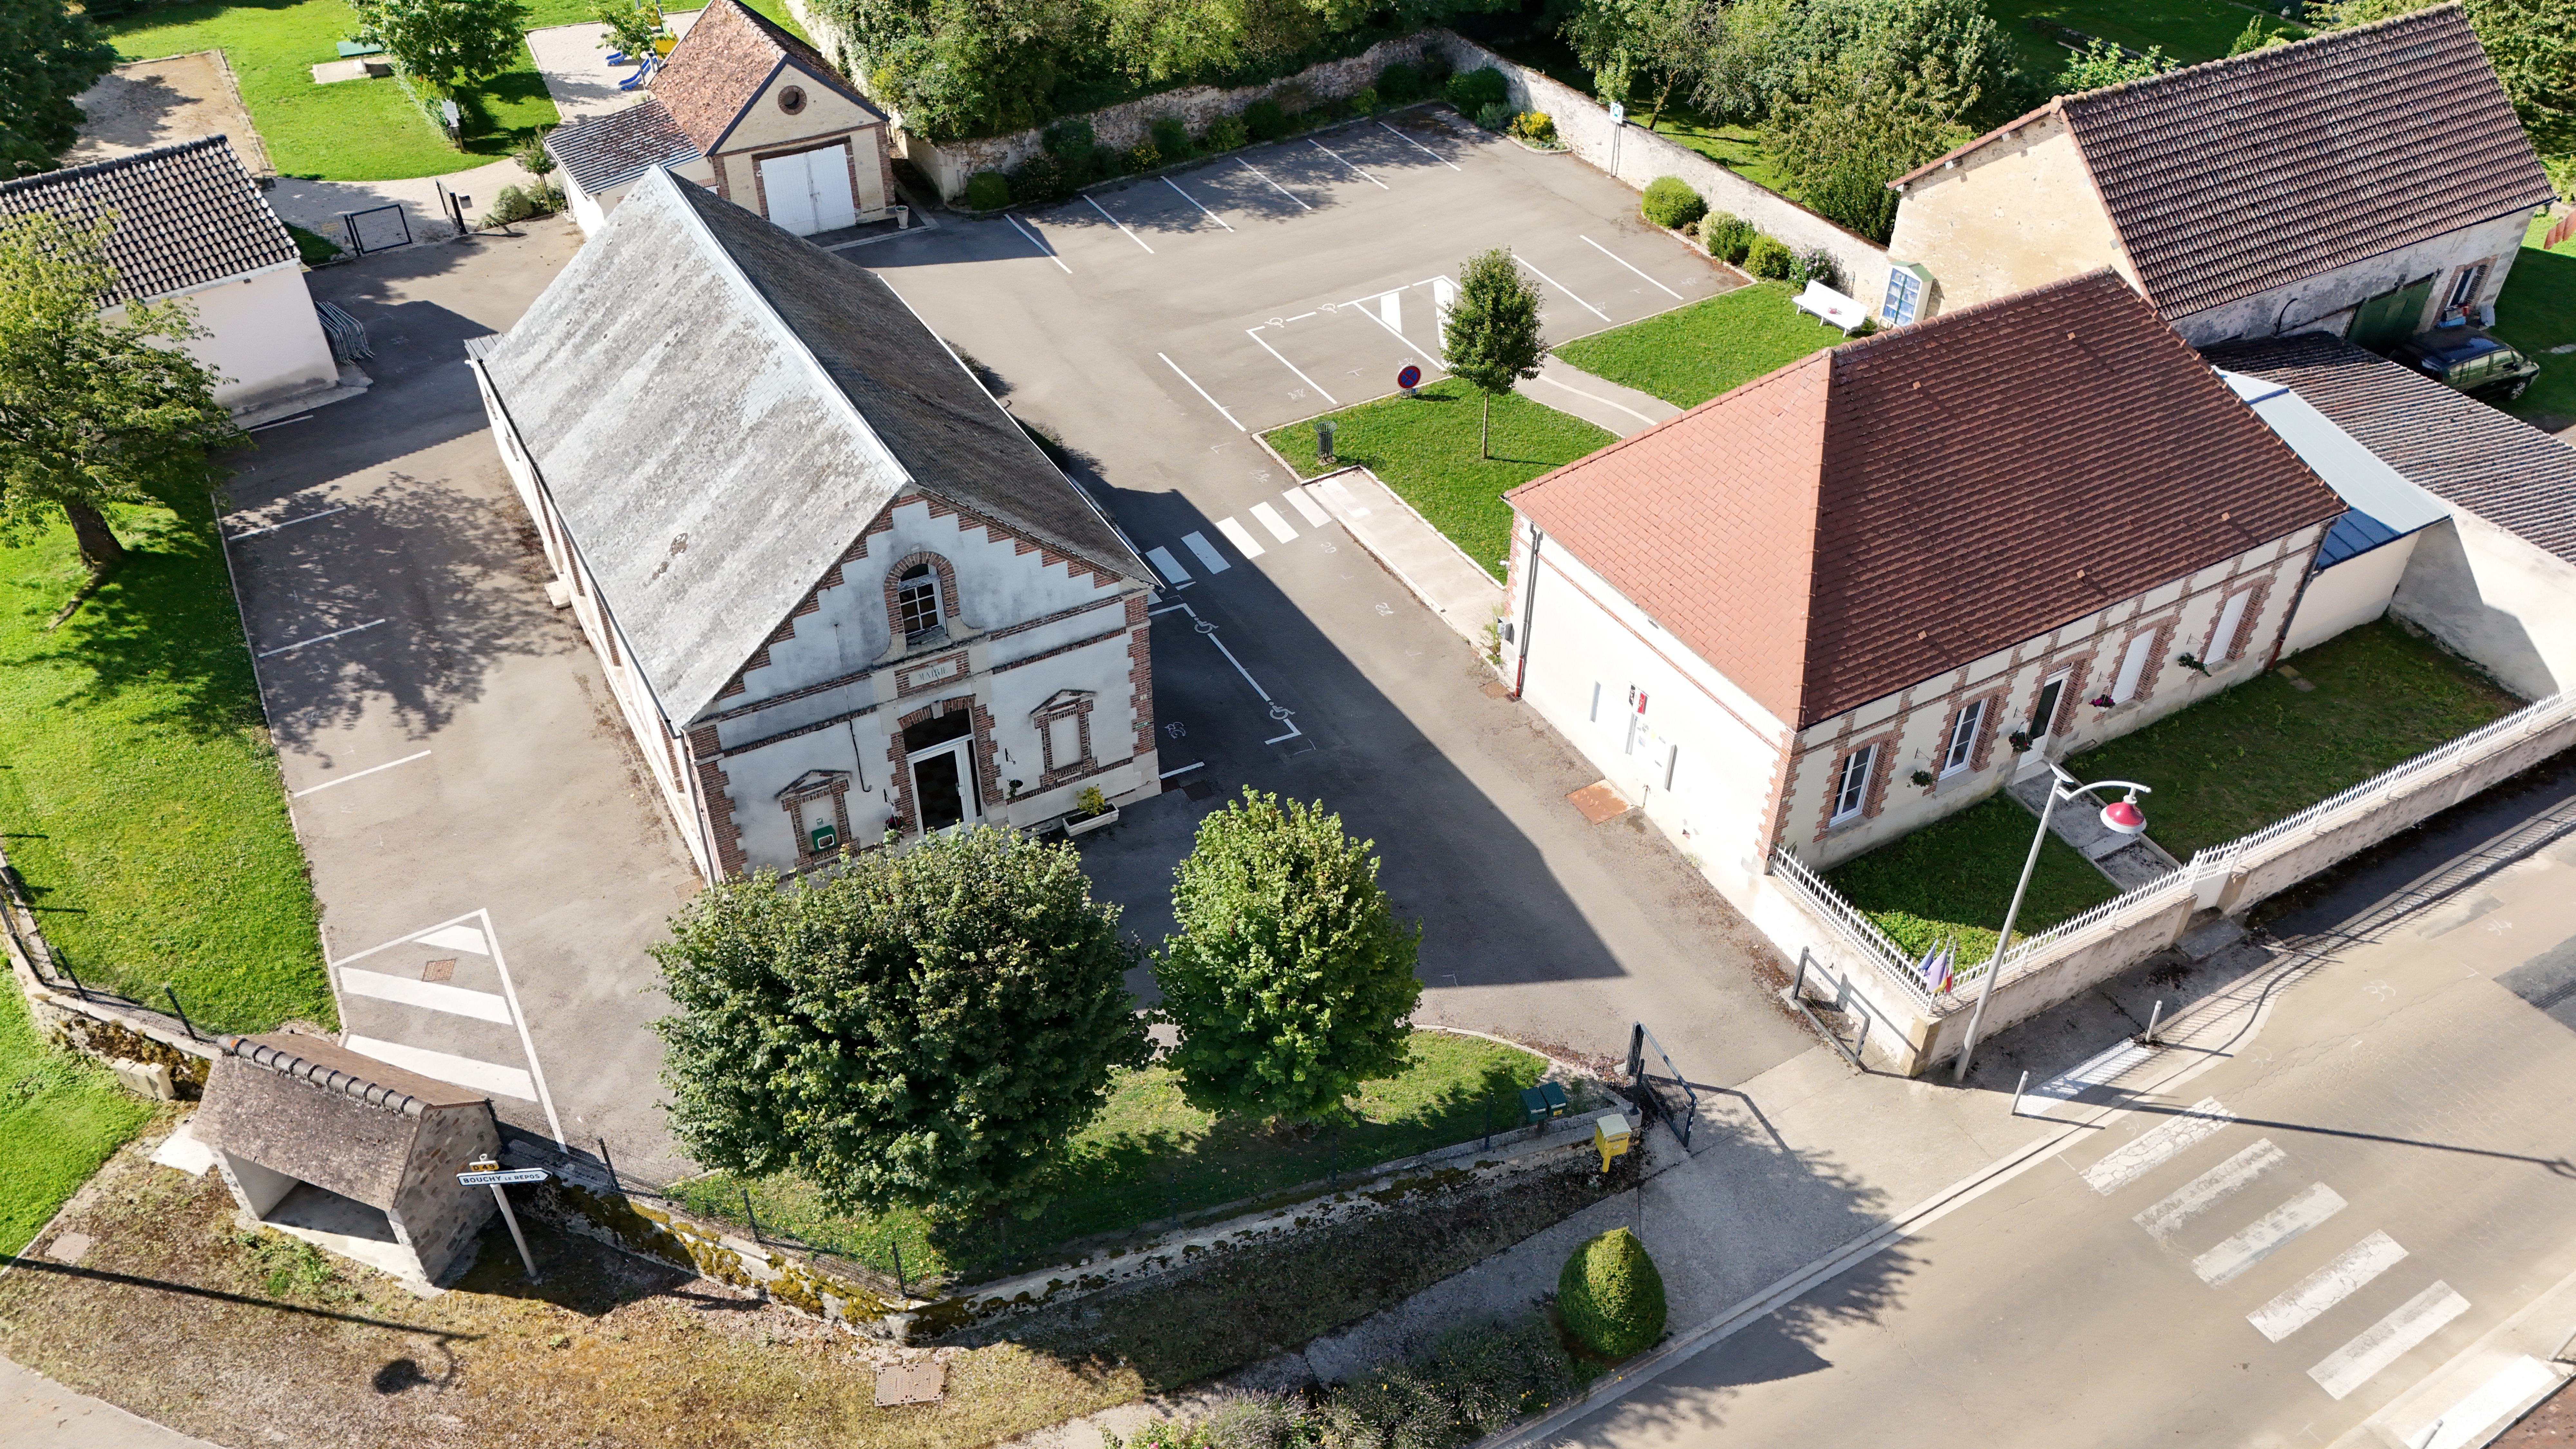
top-left (1066, 807), bottom-right (1120, 837)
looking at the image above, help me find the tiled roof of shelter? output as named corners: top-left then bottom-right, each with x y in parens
top-left (651, 0), bottom-right (881, 154)
top-left (0, 136), bottom-right (296, 304)
top-left (1507, 271), bottom-right (2346, 729)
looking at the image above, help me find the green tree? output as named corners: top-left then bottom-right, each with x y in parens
top-left (1154, 789), bottom-right (1422, 1127)
top-left (1564, 0), bottom-right (1722, 129)
top-left (0, 214), bottom-right (237, 573)
top-left (2056, 37), bottom-right (2174, 92)
top-left (2312, 0), bottom-right (2574, 154)
top-left (653, 827), bottom-right (1147, 1218)
top-left (1442, 247), bottom-right (1547, 460)
top-left (592, 0), bottom-right (667, 63)
top-left (353, 0), bottom-right (534, 96)
top-left (0, 0), bottom-right (117, 177)
top-left (1761, 67), bottom-right (1955, 240)
top-left (2227, 14), bottom-right (2288, 53)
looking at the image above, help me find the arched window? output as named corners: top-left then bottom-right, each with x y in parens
top-left (896, 564), bottom-right (942, 644)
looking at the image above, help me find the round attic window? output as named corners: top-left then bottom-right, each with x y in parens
top-left (778, 84), bottom-right (807, 115)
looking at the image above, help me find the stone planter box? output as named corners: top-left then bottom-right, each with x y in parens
top-left (1066, 807), bottom-right (1120, 837)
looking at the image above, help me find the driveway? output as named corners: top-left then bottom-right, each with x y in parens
top-left (863, 109), bottom-right (1816, 1087)
top-left (215, 221), bottom-right (703, 1182)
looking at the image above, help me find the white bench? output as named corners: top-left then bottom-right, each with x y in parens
top-left (1792, 279), bottom-right (1870, 334)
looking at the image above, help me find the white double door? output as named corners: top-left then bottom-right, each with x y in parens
top-left (758, 142), bottom-right (858, 236)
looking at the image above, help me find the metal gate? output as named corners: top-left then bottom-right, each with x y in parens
top-left (1624, 1022), bottom-right (1698, 1148)
top-left (340, 204), bottom-right (413, 256)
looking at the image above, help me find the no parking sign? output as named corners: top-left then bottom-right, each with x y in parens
top-left (1397, 364), bottom-right (1422, 396)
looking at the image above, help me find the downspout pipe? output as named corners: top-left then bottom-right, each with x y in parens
top-left (1509, 524), bottom-right (1543, 699)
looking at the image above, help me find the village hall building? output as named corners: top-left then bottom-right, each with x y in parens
top-left (1498, 271), bottom-right (2346, 892)
top-left (467, 166), bottom-right (1160, 878)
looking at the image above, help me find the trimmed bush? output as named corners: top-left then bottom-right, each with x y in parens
top-left (1043, 118), bottom-right (1094, 160)
top-left (1640, 175), bottom-right (1705, 231)
top-left (1699, 211), bottom-right (1753, 264)
top-left (1745, 233), bottom-right (1795, 280)
top-left (1791, 247), bottom-right (1839, 290)
top-left (1377, 61), bottom-right (1423, 102)
top-left (1204, 114), bottom-right (1249, 151)
top-left (1348, 85), bottom-right (1380, 113)
top-left (1476, 100), bottom-right (1513, 132)
top-left (1557, 1227), bottom-right (1667, 1358)
top-left (962, 170), bottom-right (1011, 210)
top-left (1511, 111), bottom-right (1557, 146)
top-left (1419, 49), bottom-right (1453, 87)
top-left (1150, 116), bottom-right (1191, 158)
top-left (1446, 65), bottom-right (1507, 114)
top-left (1244, 99), bottom-right (1291, 141)
top-left (1126, 141), bottom-right (1162, 173)
top-left (1008, 153), bottom-right (1070, 205)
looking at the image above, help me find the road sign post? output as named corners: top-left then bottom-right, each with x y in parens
top-left (460, 1160), bottom-right (547, 1281)
top-left (1397, 364), bottom-right (1422, 397)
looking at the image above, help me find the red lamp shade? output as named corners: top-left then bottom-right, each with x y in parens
top-left (2100, 797), bottom-right (2147, 836)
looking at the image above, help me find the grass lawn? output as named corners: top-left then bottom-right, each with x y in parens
top-left (1480, 33), bottom-right (1799, 196)
top-left (2496, 213), bottom-right (2576, 426)
top-left (0, 985), bottom-right (154, 1257)
top-left (1553, 281), bottom-right (1844, 409)
top-left (2070, 619), bottom-right (2520, 859)
top-left (1985, 0), bottom-right (2305, 81)
top-left (1826, 795), bottom-right (2120, 962)
top-left (0, 503), bottom-right (334, 1033)
top-left (671, 1029), bottom-right (1552, 1286)
top-left (1263, 380), bottom-right (1614, 580)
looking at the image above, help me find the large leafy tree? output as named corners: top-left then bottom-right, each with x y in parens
top-left (1563, 0), bottom-right (1723, 129)
top-left (1442, 247), bottom-right (1546, 461)
top-left (654, 827), bottom-right (1146, 1219)
top-left (1154, 789), bottom-right (1422, 1127)
top-left (353, 0), bottom-right (533, 96)
top-left (2313, 0), bottom-right (2574, 155)
top-left (2056, 37), bottom-right (2175, 92)
top-left (0, 0), bottom-right (117, 178)
top-left (0, 214), bottom-right (237, 574)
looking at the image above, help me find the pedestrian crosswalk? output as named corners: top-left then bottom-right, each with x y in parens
top-left (328, 911), bottom-right (561, 1138)
top-left (1145, 479), bottom-right (1371, 588)
top-left (2088, 1096), bottom-right (2470, 1405)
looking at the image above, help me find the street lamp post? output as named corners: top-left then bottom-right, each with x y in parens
top-left (1951, 764), bottom-right (2152, 1086)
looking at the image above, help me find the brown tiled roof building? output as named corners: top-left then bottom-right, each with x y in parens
top-left (652, 0), bottom-right (881, 155)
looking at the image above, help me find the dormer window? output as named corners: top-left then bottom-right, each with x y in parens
top-left (897, 564), bottom-right (943, 644)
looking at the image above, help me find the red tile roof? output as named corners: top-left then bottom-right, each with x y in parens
top-left (1507, 272), bottom-right (2346, 729)
top-left (1893, 6), bottom-right (2552, 323)
top-left (652, 0), bottom-right (881, 155)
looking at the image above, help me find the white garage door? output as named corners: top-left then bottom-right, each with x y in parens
top-left (757, 143), bottom-right (857, 236)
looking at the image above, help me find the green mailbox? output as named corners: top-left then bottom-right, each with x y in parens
top-left (1519, 1081), bottom-right (1569, 1125)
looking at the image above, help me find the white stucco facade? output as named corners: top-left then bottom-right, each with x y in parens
top-left (114, 260), bottom-right (338, 414)
top-left (2390, 513), bottom-right (2576, 701)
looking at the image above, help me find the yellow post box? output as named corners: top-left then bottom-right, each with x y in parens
top-left (1593, 1112), bottom-right (1632, 1174)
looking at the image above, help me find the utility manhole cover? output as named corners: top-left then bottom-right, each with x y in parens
top-left (875, 1362), bottom-right (946, 1407)
top-left (1566, 781), bottom-right (1632, 825)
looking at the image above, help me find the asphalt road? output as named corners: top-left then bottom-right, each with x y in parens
top-left (865, 107), bottom-right (1816, 1084)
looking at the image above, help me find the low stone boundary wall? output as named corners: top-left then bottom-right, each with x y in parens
top-left (2, 845), bottom-right (216, 1099)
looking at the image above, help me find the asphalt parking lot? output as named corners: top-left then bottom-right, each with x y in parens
top-left (868, 108), bottom-right (1816, 1085)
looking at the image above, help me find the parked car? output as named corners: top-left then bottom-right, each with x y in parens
top-left (2388, 329), bottom-right (2541, 402)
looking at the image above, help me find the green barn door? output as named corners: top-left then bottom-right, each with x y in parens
top-left (2349, 277), bottom-right (2434, 353)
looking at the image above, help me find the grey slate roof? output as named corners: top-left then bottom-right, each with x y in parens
top-left (0, 136), bottom-right (297, 304)
top-left (474, 167), bottom-right (1148, 727)
top-left (2206, 333), bottom-right (2576, 564)
top-left (547, 98), bottom-right (702, 194)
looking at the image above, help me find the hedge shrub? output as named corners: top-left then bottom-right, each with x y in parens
top-left (1126, 141), bottom-right (1162, 173)
top-left (1511, 111), bottom-right (1557, 146)
top-left (1244, 99), bottom-right (1290, 140)
top-left (1348, 85), bottom-right (1380, 113)
top-left (1204, 114), bottom-right (1249, 151)
top-left (1446, 65), bottom-right (1507, 114)
top-left (1043, 118), bottom-right (1094, 160)
top-left (1640, 175), bottom-right (1705, 230)
top-left (1699, 211), bottom-right (1752, 264)
top-left (1476, 100), bottom-right (1514, 131)
top-left (1377, 61), bottom-right (1423, 102)
top-left (1008, 152), bottom-right (1071, 204)
top-left (1791, 247), bottom-right (1839, 290)
top-left (1557, 1227), bottom-right (1667, 1358)
top-left (1745, 233), bottom-right (1795, 279)
top-left (1150, 116), bottom-right (1191, 158)
top-left (962, 171), bottom-right (1011, 210)
top-left (1194, 1317), bottom-right (1577, 1449)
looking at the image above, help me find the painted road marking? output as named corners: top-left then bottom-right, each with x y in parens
top-left (2193, 1183), bottom-right (2348, 1285)
top-left (414, 923), bottom-right (491, 955)
top-left (1083, 194), bottom-right (1155, 253)
top-left (1285, 488), bottom-right (1331, 527)
top-left (2309, 1282), bottom-right (2470, 1400)
top-left (2022, 1039), bottom-right (2151, 1118)
top-left (1005, 214), bottom-right (1072, 273)
top-left (1182, 531), bottom-right (1232, 574)
top-left (291, 749), bottom-right (431, 799)
top-left (345, 1035), bottom-right (537, 1101)
top-left (1235, 156), bottom-right (1313, 211)
top-left (1247, 327), bottom-right (1338, 404)
top-left (225, 505), bottom-right (348, 540)
top-left (258, 618), bottom-right (386, 658)
top-left (1159, 351), bottom-right (1244, 430)
top-left (1145, 546), bottom-right (1193, 586)
top-left (2082, 1098), bottom-right (2236, 1194)
top-left (337, 967), bottom-right (513, 1024)
top-left (1309, 138), bottom-right (1388, 188)
top-left (1216, 516), bottom-right (1267, 558)
top-left (1379, 289), bottom-right (1402, 333)
top-left (1316, 476), bottom-right (1371, 518)
top-left (1582, 234), bottom-right (1685, 298)
top-left (1163, 177), bottom-right (1235, 231)
top-left (1517, 255), bottom-right (1611, 322)
top-left (1378, 120), bottom-right (1461, 170)
top-left (1249, 502), bottom-right (1298, 543)
top-left (2134, 1139), bottom-right (2287, 1244)
top-left (2249, 1231), bottom-right (2408, 1342)
top-left (2423, 1356), bottom-right (2561, 1449)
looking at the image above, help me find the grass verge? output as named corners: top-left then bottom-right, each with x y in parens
top-left (0, 504), bottom-right (333, 1033)
top-left (1826, 795), bottom-right (2120, 962)
top-left (2498, 214), bottom-right (2576, 426)
top-left (1263, 382), bottom-right (1615, 580)
top-left (1983, 0), bottom-right (2306, 81)
top-left (0, 986), bottom-right (154, 1257)
top-left (673, 1030), bottom-right (1553, 1286)
top-left (1553, 281), bottom-right (1843, 409)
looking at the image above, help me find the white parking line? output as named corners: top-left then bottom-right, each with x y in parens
top-left (1083, 194), bottom-right (1156, 253)
top-left (346, 1035), bottom-right (537, 1101)
top-left (2192, 1183), bottom-right (2347, 1285)
top-left (1163, 177), bottom-right (1235, 231)
top-left (1145, 546), bottom-right (1193, 586)
top-left (1309, 138), bottom-right (1388, 188)
top-left (1344, 289), bottom-right (1441, 367)
top-left (2134, 1139), bottom-right (2286, 1244)
top-left (291, 749), bottom-right (431, 798)
top-left (1284, 488), bottom-right (1331, 527)
top-left (2082, 1098), bottom-right (2236, 1194)
top-left (1246, 327), bottom-right (1339, 404)
top-left (224, 505), bottom-right (348, 540)
top-left (1582, 234), bottom-right (1685, 298)
top-left (2309, 1282), bottom-right (2470, 1400)
top-left (1378, 120), bottom-right (1461, 170)
top-left (1216, 516), bottom-right (1267, 557)
top-left (1182, 531), bottom-right (1231, 574)
top-left (1516, 255), bottom-right (1611, 322)
top-left (1249, 502), bottom-right (1298, 542)
top-left (1006, 214), bottom-right (1072, 273)
top-left (2249, 1231), bottom-right (2408, 1342)
top-left (337, 967), bottom-right (514, 1023)
top-left (258, 618), bottom-right (386, 658)
top-left (1159, 351), bottom-right (1244, 431)
top-left (1236, 156), bottom-right (1313, 211)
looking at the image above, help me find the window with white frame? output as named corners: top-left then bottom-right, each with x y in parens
top-left (2110, 630), bottom-right (2158, 704)
top-left (2210, 589), bottom-right (2251, 662)
top-left (2444, 261), bottom-right (2491, 322)
top-left (896, 564), bottom-right (943, 644)
top-left (1940, 698), bottom-right (1985, 776)
top-left (1831, 744), bottom-right (1875, 825)
top-left (1881, 264), bottom-right (1928, 326)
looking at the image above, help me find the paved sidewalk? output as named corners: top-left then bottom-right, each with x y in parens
top-left (0, 1356), bottom-right (220, 1449)
top-left (1299, 466), bottom-right (1507, 649)
top-left (1524, 355), bottom-right (1679, 437)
